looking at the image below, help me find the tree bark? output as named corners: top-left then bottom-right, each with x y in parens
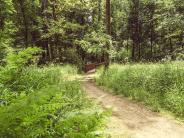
top-left (19, 0), bottom-right (29, 47)
top-left (41, 0), bottom-right (50, 62)
top-left (129, 0), bottom-right (140, 62)
top-left (105, 0), bottom-right (111, 70)
top-left (98, 0), bottom-right (102, 22)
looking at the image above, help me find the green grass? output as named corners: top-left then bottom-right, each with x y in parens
top-left (95, 62), bottom-right (184, 118)
top-left (0, 65), bottom-right (107, 138)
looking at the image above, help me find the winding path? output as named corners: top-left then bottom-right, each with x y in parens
top-left (82, 73), bottom-right (184, 138)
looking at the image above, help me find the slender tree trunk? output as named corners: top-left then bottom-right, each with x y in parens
top-left (150, 4), bottom-right (156, 61)
top-left (127, 38), bottom-right (129, 52)
top-left (169, 38), bottom-right (173, 52)
top-left (150, 21), bottom-right (154, 60)
top-left (41, 0), bottom-right (50, 62)
top-left (19, 0), bottom-right (29, 47)
top-left (106, 0), bottom-right (111, 35)
top-left (130, 0), bottom-right (140, 62)
top-left (105, 0), bottom-right (111, 70)
top-left (52, 0), bottom-right (58, 60)
top-left (98, 0), bottom-right (102, 22)
top-left (169, 28), bottom-right (173, 53)
top-left (179, 33), bottom-right (183, 49)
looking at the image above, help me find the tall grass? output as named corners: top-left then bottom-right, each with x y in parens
top-left (0, 65), bottom-right (106, 138)
top-left (96, 62), bottom-right (184, 117)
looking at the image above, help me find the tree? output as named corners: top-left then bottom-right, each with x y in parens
top-left (0, 0), bottom-right (15, 64)
top-left (128, 0), bottom-right (141, 61)
top-left (1, 0), bottom-right (184, 66)
top-left (105, 0), bottom-right (111, 69)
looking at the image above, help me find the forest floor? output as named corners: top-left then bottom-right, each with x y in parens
top-left (81, 73), bottom-right (184, 138)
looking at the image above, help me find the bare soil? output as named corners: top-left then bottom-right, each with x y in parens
top-left (81, 74), bottom-right (184, 138)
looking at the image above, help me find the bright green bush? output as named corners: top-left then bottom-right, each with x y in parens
top-left (0, 84), bottom-right (105, 138)
top-left (0, 65), bottom-right (106, 138)
top-left (0, 47), bottom-right (42, 104)
top-left (0, 49), bottom-right (107, 137)
top-left (0, 65), bottom-right (78, 104)
top-left (96, 62), bottom-right (184, 117)
top-left (5, 65), bottom-right (77, 92)
top-left (6, 47), bottom-right (41, 68)
top-left (0, 47), bottom-right (41, 89)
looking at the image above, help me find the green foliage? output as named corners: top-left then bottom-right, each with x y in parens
top-left (0, 47), bottom-right (41, 90)
top-left (35, 0), bottom-right (98, 63)
top-left (76, 31), bottom-right (112, 57)
top-left (0, 0), bottom-right (15, 64)
top-left (96, 62), bottom-right (184, 117)
top-left (60, 48), bottom-right (83, 72)
top-left (0, 84), bottom-right (105, 138)
top-left (6, 47), bottom-right (41, 68)
top-left (0, 65), bottom-right (76, 104)
top-left (110, 47), bottom-right (131, 63)
top-left (0, 21), bottom-right (13, 53)
top-left (0, 20), bottom-right (16, 64)
top-left (1, 0), bottom-right (184, 65)
top-left (0, 62), bottom-right (106, 137)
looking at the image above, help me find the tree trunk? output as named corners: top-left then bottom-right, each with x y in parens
top-left (150, 20), bottom-right (154, 60)
top-left (98, 0), bottom-right (102, 22)
top-left (41, 0), bottom-right (50, 62)
top-left (105, 0), bottom-right (111, 70)
top-left (130, 0), bottom-right (140, 62)
top-left (179, 33), bottom-right (183, 49)
top-left (19, 0), bottom-right (29, 47)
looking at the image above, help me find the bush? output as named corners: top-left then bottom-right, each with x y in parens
top-left (0, 65), bottom-right (107, 138)
top-left (0, 48), bottom-right (107, 137)
top-left (0, 84), bottom-right (105, 138)
top-left (96, 62), bottom-right (184, 117)
top-left (4, 65), bottom-right (77, 92)
top-left (0, 47), bottom-right (41, 88)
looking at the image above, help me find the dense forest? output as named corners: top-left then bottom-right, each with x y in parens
top-left (1, 0), bottom-right (183, 66)
top-left (0, 0), bottom-right (184, 138)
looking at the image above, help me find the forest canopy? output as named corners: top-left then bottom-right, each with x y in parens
top-left (0, 0), bottom-right (183, 68)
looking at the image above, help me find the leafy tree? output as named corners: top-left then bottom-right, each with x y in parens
top-left (0, 0), bottom-right (15, 64)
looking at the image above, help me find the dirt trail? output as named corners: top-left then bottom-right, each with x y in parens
top-left (81, 74), bottom-right (184, 138)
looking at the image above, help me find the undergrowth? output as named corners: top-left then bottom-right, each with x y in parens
top-left (96, 62), bottom-right (184, 118)
top-left (0, 48), bottom-right (107, 138)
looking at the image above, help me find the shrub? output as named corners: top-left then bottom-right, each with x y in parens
top-left (0, 47), bottom-right (41, 88)
top-left (0, 83), bottom-right (105, 138)
top-left (96, 62), bottom-right (184, 117)
top-left (0, 64), bottom-right (106, 138)
top-left (0, 47), bottom-right (107, 138)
